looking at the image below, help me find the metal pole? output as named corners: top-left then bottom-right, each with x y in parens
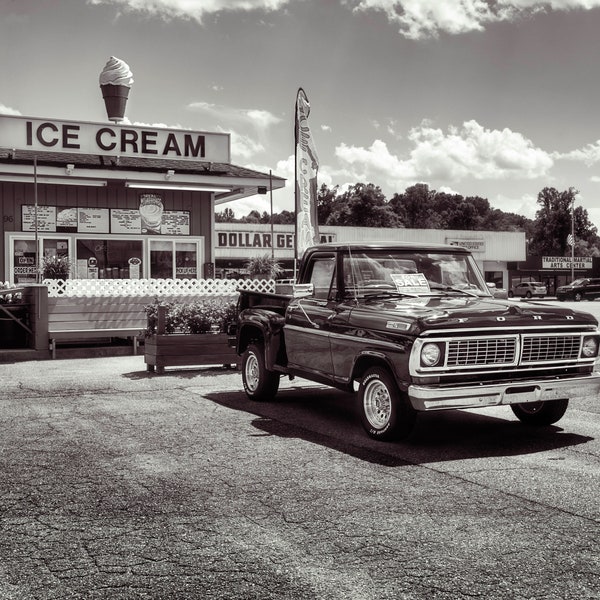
top-left (269, 170), bottom-right (274, 260)
top-left (34, 156), bottom-right (39, 283)
top-left (571, 196), bottom-right (575, 283)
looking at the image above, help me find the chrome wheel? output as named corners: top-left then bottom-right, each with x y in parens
top-left (244, 351), bottom-right (259, 393)
top-left (363, 378), bottom-right (392, 429)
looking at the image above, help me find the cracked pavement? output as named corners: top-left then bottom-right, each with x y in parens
top-left (0, 356), bottom-right (599, 599)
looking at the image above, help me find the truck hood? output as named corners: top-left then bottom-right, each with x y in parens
top-left (349, 295), bottom-right (598, 334)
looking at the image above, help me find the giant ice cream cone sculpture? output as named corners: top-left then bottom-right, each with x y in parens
top-left (99, 56), bottom-right (134, 122)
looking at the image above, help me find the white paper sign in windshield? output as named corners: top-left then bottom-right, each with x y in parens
top-left (390, 273), bottom-right (430, 294)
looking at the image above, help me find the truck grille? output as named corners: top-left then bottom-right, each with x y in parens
top-left (447, 338), bottom-right (516, 366)
top-left (521, 335), bottom-right (581, 363)
top-left (440, 332), bottom-right (586, 370)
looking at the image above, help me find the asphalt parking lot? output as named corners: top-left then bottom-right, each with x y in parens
top-left (0, 355), bottom-right (599, 600)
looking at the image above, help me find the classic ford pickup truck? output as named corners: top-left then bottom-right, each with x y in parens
top-left (234, 242), bottom-right (600, 441)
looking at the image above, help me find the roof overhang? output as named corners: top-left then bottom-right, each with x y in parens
top-left (0, 149), bottom-right (285, 202)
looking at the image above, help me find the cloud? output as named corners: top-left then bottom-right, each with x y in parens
top-left (334, 119), bottom-right (553, 191)
top-left (86, 0), bottom-right (291, 23)
top-left (557, 141), bottom-right (600, 166)
top-left (490, 192), bottom-right (538, 219)
top-left (187, 101), bottom-right (282, 133)
top-left (225, 128), bottom-right (266, 160)
top-left (348, 0), bottom-right (600, 39)
top-left (0, 103), bottom-right (22, 116)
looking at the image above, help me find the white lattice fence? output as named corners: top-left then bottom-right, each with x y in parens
top-left (44, 278), bottom-right (276, 298)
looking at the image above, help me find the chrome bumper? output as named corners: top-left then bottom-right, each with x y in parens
top-left (408, 372), bottom-right (600, 411)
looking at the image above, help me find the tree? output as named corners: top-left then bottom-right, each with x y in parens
top-left (317, 183), bottom-right (339, 225)
top-left (325, 183), bottom-right (401, 227)
top-left (389, 183), bottom-right (437, 228)
top-left (527, 187), bottom-right (598, 256)
top-left (215, 207), bottom-right (236, 223)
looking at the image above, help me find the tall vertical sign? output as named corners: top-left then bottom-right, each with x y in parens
top-left (295, 88), bottom-right (319, 259)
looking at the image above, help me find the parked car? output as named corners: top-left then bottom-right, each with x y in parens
top-left (486, 282), bottom-right (508, 299)
top-left (509, 281), bottom-right (547, 299)
top-left (556, 278), bottom-right (600, 302)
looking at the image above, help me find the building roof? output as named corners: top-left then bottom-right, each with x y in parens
top-left (0, 149), bottom-right (285, 203)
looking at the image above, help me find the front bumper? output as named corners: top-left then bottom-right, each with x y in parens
top-left (408, 372), bottom-right (600, 411)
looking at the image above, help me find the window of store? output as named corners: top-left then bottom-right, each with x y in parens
top-left (7, 234), bottom-right (204, 282)
top-left (148, 239), bottom-right (201, 279)
top-left (76, 239), bottom-right (143, 279)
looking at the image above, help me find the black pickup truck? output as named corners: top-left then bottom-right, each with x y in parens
top-left (234, 242), bottom-right (600, 441)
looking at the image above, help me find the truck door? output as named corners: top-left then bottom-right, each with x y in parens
top-left (285, 252), bottom-right (336, 378)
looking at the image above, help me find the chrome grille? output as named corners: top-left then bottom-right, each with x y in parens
top-left (447, 338), bottom-right (516, 366)
top-left (521, 335), bottom-right (581, 363)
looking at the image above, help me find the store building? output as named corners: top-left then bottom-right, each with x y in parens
top-left (215, 222), bottom-right (526, 289)
top-left (0, 114), bottom-right (285, 284)
top-left (507, 255), bottom-right (600, 295)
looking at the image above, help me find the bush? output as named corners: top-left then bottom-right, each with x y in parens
top-left (145, 298), bottom-right (237, 336)
top-left (244, 254), bottom-right (283, 279)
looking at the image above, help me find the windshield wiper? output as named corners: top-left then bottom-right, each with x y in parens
top-left (362, 290), bottom-right (419, 300)
top-left (429, 284), bottom-right (479, 297)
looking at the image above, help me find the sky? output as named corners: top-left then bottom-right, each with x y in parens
top-left (2, 0), bottom-right (600, 229)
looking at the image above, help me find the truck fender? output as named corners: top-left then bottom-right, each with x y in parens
top-left (237, 308), bottom-right (286, 370)
top-left (350, 349), bottom-right (410, 394)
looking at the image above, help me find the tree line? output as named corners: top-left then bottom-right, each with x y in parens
top-left (215, 183), bottom-right (600, 257)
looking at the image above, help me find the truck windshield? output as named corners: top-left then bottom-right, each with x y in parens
top-left (342, 250), bottom-right (489, 298)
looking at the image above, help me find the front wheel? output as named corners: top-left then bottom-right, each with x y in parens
top-left (511, 399), bottom-right (569, 426)
top-left (574, 292), bottom-right (583, 302)
top-left (358, 367), bottom-right (417, 441)
top-left (242, 342), bottom-right (280, 401)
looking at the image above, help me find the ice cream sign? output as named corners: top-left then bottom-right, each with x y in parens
top-left (0, 114), bottom-right (230, 163)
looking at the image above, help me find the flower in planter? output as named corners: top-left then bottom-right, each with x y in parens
top-left (244, 254), bottom-right (283, 279)
top-left (40, 256), bottom-right (73, 280)
top-left (144, 298), bottom-right (237, 337)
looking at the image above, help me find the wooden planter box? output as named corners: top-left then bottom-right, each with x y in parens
top-left (144, 333), bottom-right (238, 374)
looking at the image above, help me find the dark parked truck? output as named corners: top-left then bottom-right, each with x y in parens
top-left (234, 242), bottom-right (600, 441)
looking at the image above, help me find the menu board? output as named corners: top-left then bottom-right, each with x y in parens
top-left (21, 205), bottom-right (190, 236)
top-left (22, 206), bottom-right (56, 232)
top-left (78, 208), bottom-right (110, 233)
top-left (162, 211), bottom-right (190, 235)
top-left (110, 209), bottom-right (142, 234)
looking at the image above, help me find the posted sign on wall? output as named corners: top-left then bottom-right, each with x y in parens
top-left (542, 256), bottom-right (593, 270)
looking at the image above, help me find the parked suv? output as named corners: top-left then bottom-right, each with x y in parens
top-left (509, 281), bottom-right (547, 299)
top-left (556, 278), bottom-right (600, 302)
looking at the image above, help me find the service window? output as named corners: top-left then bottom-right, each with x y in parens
top-left (149, 239), bottom-right (203, 279)
top-left (76, 239), bottom-right (143, 279)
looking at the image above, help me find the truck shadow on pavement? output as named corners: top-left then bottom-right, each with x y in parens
top-left (205, 385), bottom-right (593, 466)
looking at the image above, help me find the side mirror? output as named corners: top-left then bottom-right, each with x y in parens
top-left (486, 282), bottom-right (497, 289)
top-left (293, 283), bottom-right (314, 298)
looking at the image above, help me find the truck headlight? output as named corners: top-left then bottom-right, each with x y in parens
top-left (581, 336), bottom-right (599, 358)
top-left (421, 342), bottom-right (443, 367)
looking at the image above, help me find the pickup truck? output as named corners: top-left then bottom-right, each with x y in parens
top-left (234, 242), bottom-right (600, 441)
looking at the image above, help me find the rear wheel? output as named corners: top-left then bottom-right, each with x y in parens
top-left (574, 292), bottom-right (583, 302)
top-left (358, 367), bottom-right (416, 441)
top-left (511, 399), bottom-right (569, 426)
top-left (242, 342), bottom-right (280, 401)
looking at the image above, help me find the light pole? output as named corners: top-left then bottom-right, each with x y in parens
top-left (570, 195), bottom-right (575, 283)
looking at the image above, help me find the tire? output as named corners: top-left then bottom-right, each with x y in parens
top-left (525, 291), bottom-right (532, 298)
top-left (511, 399), bottom-right (569, 426)
top-left (358, 367), bottom-right (417, 441)
top-left (242, 342), bottom-right (280, 401)
top-left (508, 291), bottom-right (514, 298)
top-left (574, 292), bottom-right (582, 302)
